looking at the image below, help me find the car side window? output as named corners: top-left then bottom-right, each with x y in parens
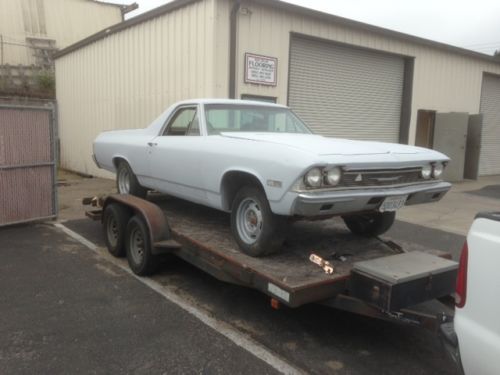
top-left (163, 107), bottom-right (198, 136)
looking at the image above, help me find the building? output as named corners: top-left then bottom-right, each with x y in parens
top-left (0, 0), bottom-right (133, 66)
top-left (54, 0), bottom-right (500, 178)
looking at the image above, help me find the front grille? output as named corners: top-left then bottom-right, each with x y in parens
top-left (341, 168), bottom-right (423, 187)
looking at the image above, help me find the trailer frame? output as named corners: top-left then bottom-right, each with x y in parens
top-left (84, 193), bottom-right (456, 332)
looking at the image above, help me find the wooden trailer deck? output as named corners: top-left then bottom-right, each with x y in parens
top-left (146, 195), bottom-right (448, 307)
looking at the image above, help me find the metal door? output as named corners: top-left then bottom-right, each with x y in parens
top-left (433, 112), bottom-right (468, 181)
top-left (0, 105), bottom-right (57, 226)
top-left (464, 114), bottom-right (483, 180)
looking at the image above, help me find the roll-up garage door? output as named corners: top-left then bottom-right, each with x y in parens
top-left (479, 74), bottom-right (500, 175)
top-left (288, 36), bottom-right (405, 143)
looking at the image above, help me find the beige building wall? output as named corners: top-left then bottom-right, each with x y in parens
top-left (56, 0), bottom-right (219, 177)
top-left (231, 0), bottom-right (500, 145)
top-left (0, 0), bottom-right (122, 65)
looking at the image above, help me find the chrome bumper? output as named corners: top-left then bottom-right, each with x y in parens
top-left (291, 181), bottom-right (451, 216)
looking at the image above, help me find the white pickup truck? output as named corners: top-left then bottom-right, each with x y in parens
top-left (441, 212), bottom-right (500, 374)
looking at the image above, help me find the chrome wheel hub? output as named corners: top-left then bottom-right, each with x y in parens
top-left (118, 168), bottom-right (131, 194)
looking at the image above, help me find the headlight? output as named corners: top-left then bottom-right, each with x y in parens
top-left (325, 167), bottom-right (342, 186)
top-left (421, 164), bottom-right (432, 179)
top-left (304, 168), bottom-right (322, 188)
top-left (432, 163), bottom-right (444, 179)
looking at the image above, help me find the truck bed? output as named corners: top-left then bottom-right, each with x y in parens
top-left (149, 195), bottom-right (448, 307)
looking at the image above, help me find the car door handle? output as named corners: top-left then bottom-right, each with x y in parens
top-left (148, 142), bottom-right (157, 147)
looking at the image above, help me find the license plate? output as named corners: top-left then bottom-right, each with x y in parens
top-left (379, 195), bottom-right (408, 212)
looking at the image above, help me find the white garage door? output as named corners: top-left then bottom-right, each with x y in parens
top-left (288, 36), bottom-right (405, 143)
top-left (479, 74), bottom-right (500, 176)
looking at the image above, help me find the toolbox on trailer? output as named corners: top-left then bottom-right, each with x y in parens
top-left (350, 251), bottom-right (458, 311)
top-left (84, 193), bottom-right (458, 330)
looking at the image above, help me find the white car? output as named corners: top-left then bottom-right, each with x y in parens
top-left (441, 212), bottom-right (500, 375)
top-left (93, 99), bottom-right (451, 256)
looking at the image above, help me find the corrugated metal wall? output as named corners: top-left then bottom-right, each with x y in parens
top-left (0, 0), bottom-right (122, 65)
top-left (233, 0), bottom-right (500, 146)
top-left (55, 0), bottom-right (500, 177)
top-left (55, 0), bottom-right (218, 177)
top-left (0, 106), bottom-right (57, 226)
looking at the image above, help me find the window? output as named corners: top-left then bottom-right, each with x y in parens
top-left (205, 104), bottom-right (311, 135)
top-left (163, 107), bottom-right (199, 136)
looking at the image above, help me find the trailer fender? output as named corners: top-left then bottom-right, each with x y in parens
top-left (102, 194), bottom-right (180, 255)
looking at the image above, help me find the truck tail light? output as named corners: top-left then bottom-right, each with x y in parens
top-left (455, 241), bottom-right (468, 308)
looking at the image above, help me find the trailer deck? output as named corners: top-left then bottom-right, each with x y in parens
top-left (138, 195), bottom-right (450, 307)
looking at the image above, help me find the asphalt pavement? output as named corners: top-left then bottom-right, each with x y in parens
top-left (0, 224), bottom-right (278, 375)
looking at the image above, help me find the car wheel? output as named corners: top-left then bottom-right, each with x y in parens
top-left (230, 186), bottom-right (285, 257)
top-left (342, 211), bottom-right (396, 237)
top-left (116, 161), bottom-right (147, 198)
top-left (125, 215), bottom-right (158, 276)
top-left (103, 203), bottom-right (131, 257)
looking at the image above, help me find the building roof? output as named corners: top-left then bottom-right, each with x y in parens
top-left (90, 0), bottom-right (128, 8)
top-left (54, 0), bottom-right (500, 65)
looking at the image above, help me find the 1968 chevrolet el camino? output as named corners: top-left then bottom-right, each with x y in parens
top-left (93, 99), bottom-right (451, 256)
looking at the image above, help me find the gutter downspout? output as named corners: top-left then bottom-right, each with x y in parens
top-left (229, 0), bottom-right (241, 99)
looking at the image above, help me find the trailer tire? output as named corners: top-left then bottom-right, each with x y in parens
top-left (125, 215), bottom-right (157, 276)
top-left (231, 186), bottom-right (285, 257)
top-left (103, 203), bottom-right (131, 257)
top-left (342, 211), bottom-right (396, 237)
top-left (116, 161), bottom-right (147, 198)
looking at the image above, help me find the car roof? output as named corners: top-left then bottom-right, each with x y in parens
top-left (175, 98), bottom-right (289, 108)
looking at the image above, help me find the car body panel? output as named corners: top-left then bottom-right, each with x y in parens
top-left (93, 99), bottom-right (451, 216)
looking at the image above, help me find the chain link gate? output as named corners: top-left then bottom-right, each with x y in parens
top-left (0, 104), bottom-right (57, 226)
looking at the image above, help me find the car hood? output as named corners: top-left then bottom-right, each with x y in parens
top-left (219, 133), bottom-right (430, 156)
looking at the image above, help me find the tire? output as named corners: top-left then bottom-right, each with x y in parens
top-left (103, 203), bottom-right (131, 257)
top-left (230, 186), bottom-right (285, 257)
top-left (116, 161), bottom-right (147, 198)
top-left (342, 211), bottom-right (396, 237)
top-left (125, 215), bottom-right (158, 276)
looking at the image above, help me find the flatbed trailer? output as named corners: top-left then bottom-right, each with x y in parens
top-left (84, 193), bottom-right (457, 331)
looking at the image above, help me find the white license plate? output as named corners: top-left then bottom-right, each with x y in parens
top-left (379, 195), bottom-right (408, 212)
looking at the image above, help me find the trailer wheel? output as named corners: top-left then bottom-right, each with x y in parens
top-left (231, 186), bottom-right (285, 257)
top-left (116, 161), bottom-right (147, 198)
top-left (125, 215), bottom-right (157, 276)
top-left (103, 203), bottom-right (131, 257)
top-left (342, 211), bottom-right (396, 237)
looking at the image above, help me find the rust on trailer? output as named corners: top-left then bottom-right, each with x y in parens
top-left (102, 194), bottom-right (171, 244)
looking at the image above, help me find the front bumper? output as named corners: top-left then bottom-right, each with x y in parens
top-left (291, 181), bottom-right (451, 217)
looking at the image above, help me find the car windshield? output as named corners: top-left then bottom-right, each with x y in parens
top-left (204, 104), bottom-right (312, 135)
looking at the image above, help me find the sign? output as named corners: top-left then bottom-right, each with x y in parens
top-left (244, 53), bottom-right (277, 86)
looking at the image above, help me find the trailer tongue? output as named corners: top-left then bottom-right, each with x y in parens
top-left (84, 194), bottom-right (457, 331)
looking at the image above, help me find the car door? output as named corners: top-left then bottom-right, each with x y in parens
top-left (148, 105), bottom-right (206, 203)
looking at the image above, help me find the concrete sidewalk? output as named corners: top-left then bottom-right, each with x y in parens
top-left (397, 175), bottom-right (500, 235)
